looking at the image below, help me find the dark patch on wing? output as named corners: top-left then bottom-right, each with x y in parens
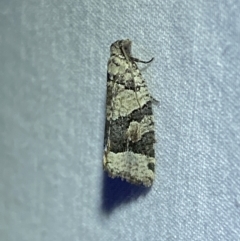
top-left (128, 131), bottom-right (155, 158)
top-left (107, 101), bottom-right (155, 157)
top-left (148, 163), bottom-right (155, 172)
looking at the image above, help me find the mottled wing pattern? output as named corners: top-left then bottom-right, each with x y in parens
top-left (103, 39), bottom-right (156, 187)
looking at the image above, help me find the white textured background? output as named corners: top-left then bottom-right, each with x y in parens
top-left (1, 1), bottom-right (240, 241)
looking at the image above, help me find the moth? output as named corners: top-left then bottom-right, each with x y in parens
top-left (103, 39), bottom-right (156, 187)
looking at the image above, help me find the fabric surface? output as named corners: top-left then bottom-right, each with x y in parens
top-left (1, 0), bottom-right (240, 240)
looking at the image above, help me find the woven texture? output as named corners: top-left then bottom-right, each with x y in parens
top-left (1, 0), bottom-right (240, 240)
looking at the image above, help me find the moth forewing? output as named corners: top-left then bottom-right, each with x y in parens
top-left (103, 39), bottom-right (156, 187)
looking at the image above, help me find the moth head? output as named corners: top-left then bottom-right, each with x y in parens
top-left (110, 39), bottom-right (132, 58)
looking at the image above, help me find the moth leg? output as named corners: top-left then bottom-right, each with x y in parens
top-left (151, 96), bottom-right (160, 106)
